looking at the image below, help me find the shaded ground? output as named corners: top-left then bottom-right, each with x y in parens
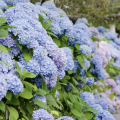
top-left (113, 110), bottom-right (120, 120)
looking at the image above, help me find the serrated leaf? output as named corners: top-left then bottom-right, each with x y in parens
top-left (33, 100), bottom-right (47, 109)
top-left (84, 112), bottom-right (93, 119)
top-left (62, 34), bottom-right (68, 41)
top-left (76, 67), bottom-right (80, 76)
top-left (7, 106), bottom-right (19, 119)
top-left (0, 44), bottom-right (9, 54)
top-left (19, 88), bottom-right (32, 99)
top-left (42, 80), bottom-right (48, 91)
top-left (0, 101), bottom-right (5, 112)
top-left (68, 70), bottom-right (73, 74)
top-left (23, 53), bottom-right (32, 62)
top-left (79, 62), bottom-right (87, 70)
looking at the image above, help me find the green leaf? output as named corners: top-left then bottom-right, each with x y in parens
top-left (16, 41), bottom-right (22, 50)
top-left (53, 38), bottom-right (61, 47)
top-left (7, 106), bottom-right (19, 119)
top-left (42, 80), bottom-right (48, 91)
top-left (46, 19), bottom-right (51, 25)
top-left (75, 44), bottom-right (80, 50)
top-left (38, 14), bottom-right (44, 25)
top-left (47, 31), bottom-right (58, 38)
top-left (42, 24), bottom-right (50, 29)
top-left (79, 62), bottom-right (87, 70)
top-left (0, 26), bottom-right (17, 29)
top-left (0, 44), bottom-right (9, 54)
top-left (0, 29), bottom-right (8, 37)
top-left (0, 101), bottom-right (5, 112)
top-left (79, 76), bottom-right (87, 83)
top-left (77, 55), bottom-right (84, 63)
top-left (23, 53), bottom-right (32, 62)
top-left (85, 108), bottom-right (98, 113)
top-left (36, 89), bottom-right (47, 95)
top-left (22, 81), bottom-right (37, 91)
top-left (72, 77), bottom-right (78, 85)
top-left (0, 17), bottom-right (7, 25)
top-left (19, 88), bottom-right (32, 99)
top-left (76, 67), bottom-right (80, 76)
top-left (109, 93), bottom-right (115, 99)
top-left (64, 75), bottom-right (70, 80)
top-left (5, 91), bottom-right (12, 101)
top-left (68, 70), bottom-right (73, 74)
top-left (33, 100), bottom-right (47, 110)
top-left (9, 114), bottom-right (16, 120)
top-left (71, 109), bottom-right (82, 118)
top-left (26, 104), bottom-right (34, 114)
top-left (46, 95), bottom-right (59, 108)
top-left (62, 34), bottom-right (68, 41)
top-left (9, 95), bottom-right (19, 105)
top-left (84, 112), bottom-right (93, 119)
top-left (24, 72), bottom-right (36, 78)
top-left (69, 83), bottom-right (80, 94)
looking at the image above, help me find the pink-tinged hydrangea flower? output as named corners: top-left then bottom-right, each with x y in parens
top-left (105, 90), bottom-right (111, 96)
top-left (32, 108), bottom-right (54, 120)
top-left (106, 79), bottom-right (116, 88)
top-left (108, 105), bottom-right (115, 112)
top-left (112, 87), bottom-right (120, 95)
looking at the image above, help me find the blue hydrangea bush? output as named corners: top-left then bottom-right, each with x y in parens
top-left (0, 0), bottom-right (120, 120)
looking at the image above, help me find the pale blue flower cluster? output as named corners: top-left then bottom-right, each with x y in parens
top-left (97, 26), bottom-right (106, 33)
top-left (32, 108), bottom-right (54, 120)
top-left (0, 0), bottom-right (7, 10)
top-left (0, 74), bottom-right (7, 101)
top-left (56, 116), bottom-right (74, 120)
top-left (79, 45), bottom-right (92, 56)
top-left (86, 77), bottom-right (94, 86)
top-left (0, 9), bottom-right (4, 17)
top-left (3, 0), bottom-right (30, 6)
top-left (75, 18), bottom-right (88, 24)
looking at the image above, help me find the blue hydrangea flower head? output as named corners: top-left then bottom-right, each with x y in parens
top-left (89, 104), bottom-right (103, 119)
top-left (80, 92), bottom-right (95, 105)
top-left (79, 45), bottom-right (92, 56)
top-left (96, 68), bottom-right (106, 80)
top-left (0, 0), bottom-right (7, 10)
top-left (5, 72), bottom-right (23, 95)
top-left (57, 70), bottom-right (65, 80)
top-left (108, 105), bottom-right (115, 113)
top-left (39, 56), bottom-right (57, 77)
top-left (35, 2), bottom-right (41, 5)
top-left (97, 26), bottom-right (106, 33)
top-left (62, 47), bottom-right (74, 71)
top-left (18, 54), bottom-right (27, 66)
top-left (33, 95), bottom-right (47, 106)
top-left (0, 63), bottom-right (8, 74)
top-left (49, 48), bottom-right (67, 72)
top-left (55, 90), bottom-right (59, 98)
top-left (0, 74), bottom-right (7, 101)
top-left (56, 8), bottom-right (66, 17)
top-left (42, 1), bottom-right (56, 11)
top-left (75, 18), bottom-right (88, 24)
top-left (32, 46), bottom-right (48, 61)
top-left (32, 108), bottom-right (54, 120)
top-left (3, 0), bottom-right (30, 6)
top-left (77, 82), bottom-right (85, 88)
top-left (83, 57), bottom-right (90, 69)
top-left (45, 74), bottom-right (57, 89)
top-left (31, 77), bottom-right (43, 89)
top-left (86, 77), bottom-right (94, 86)
top-left (0, 9), bottom-right (4, 17)
top-left (96, 98), bottom-right (108, 110)
top-left (25, 59), bottom-right (40, 75)
top-left (102, 110), bottom-right (115, 120)
top-left (9, 19), bottom-right (34, 45)
top-left (56, 116), bottom-right (74, 120)
top-left (72, 60), bottom-right (81, 73)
